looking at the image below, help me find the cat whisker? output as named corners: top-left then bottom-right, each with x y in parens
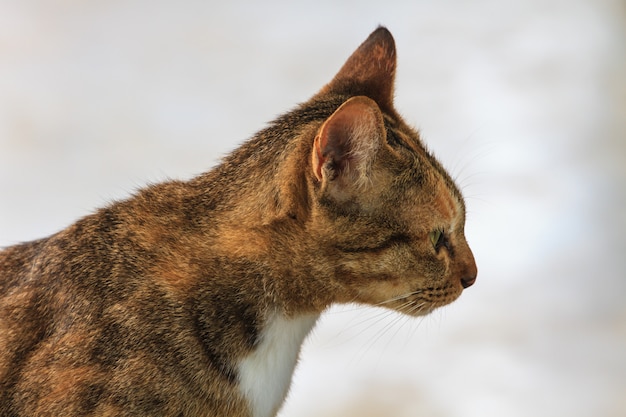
top-left (397, 300), bottom-right (427, 316)
top-left (351, 309), bottom-right (407, 365)
top-left (379, 313), bottom-right (415, 356)
top-left (323, 305), bottom-right (404, 349)
top-left (323, 291), bottom-right (424, 348)
top-left (365, 300), bottom-right (432, 358)
top-left (325, 292), bottom-right (424, 351)
top-left (344, 306), bottom-right (405, 335)
top-left (374, 290), bottom-right (422, 307)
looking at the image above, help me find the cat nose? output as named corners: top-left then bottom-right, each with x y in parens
top-left (461, 274), bottom-right (476, 289)
top-left (458, 246), bottom-right (477, 289)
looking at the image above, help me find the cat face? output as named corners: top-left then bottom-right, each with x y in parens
top-left (307, 28), bottom-right (476, 316)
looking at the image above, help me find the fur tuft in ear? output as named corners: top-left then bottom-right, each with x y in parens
top-left (312, 96), bottom-right (385, 195)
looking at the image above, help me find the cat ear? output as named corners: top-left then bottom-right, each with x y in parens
top-left (318, 26), bottom-right (396, 113)
top-left (312, 96), bottom-right (385, 196)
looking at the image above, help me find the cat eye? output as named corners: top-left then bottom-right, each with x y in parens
top-left (429, 229), bottom-right (445, 250)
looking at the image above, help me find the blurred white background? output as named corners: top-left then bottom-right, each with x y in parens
top-left (1, 1), bottom-right (624, 416)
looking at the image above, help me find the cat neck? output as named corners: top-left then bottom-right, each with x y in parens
top-left (237, 312), bottom-right (319, 417)
top-left (186, 122), bottom-right (342, 314)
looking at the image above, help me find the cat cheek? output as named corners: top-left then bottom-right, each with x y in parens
top-left (419, 257), bottom-right (448, 283)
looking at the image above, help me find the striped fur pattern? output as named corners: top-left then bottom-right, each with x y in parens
top-left (0, 27), bottom-right (476, 416)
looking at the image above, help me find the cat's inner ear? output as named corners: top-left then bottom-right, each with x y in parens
top-left (319, 26), bottom-right (396, 113)
top-left (312, 96), bottom-right (385, 192)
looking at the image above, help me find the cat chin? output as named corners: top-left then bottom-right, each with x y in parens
top-left (392, 292), bottom-right (463, 317)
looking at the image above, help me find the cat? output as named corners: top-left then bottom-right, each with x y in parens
top-left (0, 27), bottom-right (477, 417)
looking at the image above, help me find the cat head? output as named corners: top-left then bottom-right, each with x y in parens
top-left (306, 27), bottom-right (477, 316)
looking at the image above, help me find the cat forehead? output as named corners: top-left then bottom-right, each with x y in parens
top-left (383, 117), bottom-right (465, 213)
top-left (395, 180), bottom-right (465, 235)
top-left (383, 134), bottom-right (466, 232)
top-left (432, 178), bottom-right (465, 231)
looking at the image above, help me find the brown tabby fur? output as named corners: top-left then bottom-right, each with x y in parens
top-left (0, 27), bottom-right (477, 416)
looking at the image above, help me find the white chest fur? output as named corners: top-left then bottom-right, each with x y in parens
top-left (237, 313), bottom-right (319, 417)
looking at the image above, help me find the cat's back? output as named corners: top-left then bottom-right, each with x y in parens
top-left (0, 182), bottom-right (183, 369)
top-left (0, 239), bottom-right (45, 293)
top-left (0, 183), bottom-right (248, 416)
top-left (0, 194), bottom-right (159, 413)
top-left (0, 238), bottom-right (56, 413)
top-left (0, 238), bottom-right (53, 347)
